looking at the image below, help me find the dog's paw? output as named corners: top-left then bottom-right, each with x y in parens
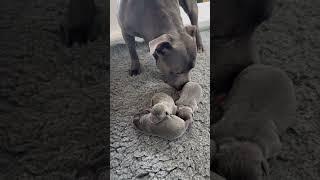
top-left (197, 45), bottom-right (205, 53)
top-left (129, 67), bottom-right (141, 76)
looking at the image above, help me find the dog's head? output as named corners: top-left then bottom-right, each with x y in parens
top-left (149, 25), bottom-right (197, 90)
top-left (213, 0), bottom-right (275, 37)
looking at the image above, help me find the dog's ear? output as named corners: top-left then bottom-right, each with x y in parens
top-left (184, 25), bottom-right (197, 37)
top-left (149, 34), bottom-right (173, 58)
top-left (261, 159), bottom-right (270, 176)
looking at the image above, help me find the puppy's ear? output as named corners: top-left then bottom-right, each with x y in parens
top-left (261, 159), bottom-right (270, 176)
top-left (184, 25), bottom-right (197, 37)
top-left (149, 34), bottom-right (173, 58)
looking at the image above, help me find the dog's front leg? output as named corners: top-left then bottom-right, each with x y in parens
top-left (179, 0), bottom-right (204, 52)
top-left (122, 32), bottom-right (141, 76)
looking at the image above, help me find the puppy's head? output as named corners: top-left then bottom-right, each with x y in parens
top-left (214, 0), bottom-right (275, 37)
top-left (132, 109), bottom-right (153, 131)
top-left (176, 106), bottom-right (193, 121)
top-left (149, 25), bottom-right (197, 90)
top-left (151, 103), bottom-right (170, 121)
top-left (213, 141), bottom-right (269, 180)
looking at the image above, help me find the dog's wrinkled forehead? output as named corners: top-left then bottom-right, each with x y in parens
top-left (149, 33), bottom-right (195, 56)
top-left (149, 34), bottom-right (172, 56)
top-left (149, 32), bottom-right (196, 73)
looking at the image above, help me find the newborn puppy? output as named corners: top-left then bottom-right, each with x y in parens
top-left (213, 64), bottom-right (297, 180)
top-left (176, 82), bottom-right (203, 121)
top-left (133, 92), bottom-right (190, 140)
top-left (150, 92), bottom-right (177, 122)
top-left (133, 113), bottom-right (191, 140)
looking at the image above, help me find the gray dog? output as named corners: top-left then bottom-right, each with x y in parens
top-left (213, 64), bottom-right (297, 180)
top-left (117, 0), bottom-right (204, 90)
top-left (213, 0), bottom-right (275, 94)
